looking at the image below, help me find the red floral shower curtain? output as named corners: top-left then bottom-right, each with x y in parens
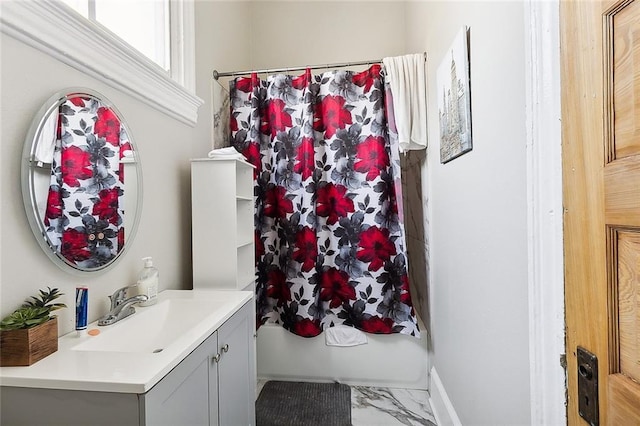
top-left (231, 65), bottom-right (419, 337)
top-left (44, 96), bottom-right (129, 268)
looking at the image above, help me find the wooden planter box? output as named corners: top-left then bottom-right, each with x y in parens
top-left (0, 317), bottom-right (58, 366)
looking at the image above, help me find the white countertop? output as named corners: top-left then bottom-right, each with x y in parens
top-left (0, 290), bottom-right (253, 394)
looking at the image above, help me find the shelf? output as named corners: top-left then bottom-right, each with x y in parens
top-left (237, 240), bottom-right (253, 249)
top-left (192, 158), bottom-right (256, 291)
top-left (236, 164), bottom-right (253, 199)
top-left (237, 200), bottom-right (253, 246)
top-left (237, 244), bottom-right (255, 288)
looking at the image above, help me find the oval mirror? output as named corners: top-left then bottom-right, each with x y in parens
top-left (21, 89), bottom-right (142, 275)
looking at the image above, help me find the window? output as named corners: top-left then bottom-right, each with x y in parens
top-left (60, 0), bottom-right (171, 73)
top-left (0, 0), bottom-right (202, 125)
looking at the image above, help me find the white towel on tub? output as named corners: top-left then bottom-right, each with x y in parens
top-left (325, 325), bottom-right (368, 347)
top-left (382, 53), bottom-right (428, 153)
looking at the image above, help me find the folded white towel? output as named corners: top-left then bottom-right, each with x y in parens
top-left (325, 325), bottom-right (368, 347)
top-left (207, 147), bottom-right (246, 160)
top-left (382, 53), bottom-right (428, 153)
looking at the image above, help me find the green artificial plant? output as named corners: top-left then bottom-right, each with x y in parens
top-left (0, 287), bottom-right (67, 331)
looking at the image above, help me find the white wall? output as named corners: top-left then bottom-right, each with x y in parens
top-left (194, 0), bottom-right (252, 151)
top-left (0, 1), bottom-right (248, 335)
top-left (248, 1), bottom-right (406, 69)
top-left (405, 2), bottom-right (531, 424)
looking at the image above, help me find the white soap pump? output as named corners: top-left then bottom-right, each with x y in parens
top-left (137, 257), bottom-right (158, 306)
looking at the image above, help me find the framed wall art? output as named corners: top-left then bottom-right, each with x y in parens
top-left (437, 26), bottom-right (472, 164)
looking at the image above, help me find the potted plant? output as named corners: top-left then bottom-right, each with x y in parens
top-left (0, 287), bottom-right (66, 366)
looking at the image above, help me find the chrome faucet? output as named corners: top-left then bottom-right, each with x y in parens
top-left (107, 285), bottom-right (135, 311)
top-left (98, 285), bottom-right (148, 326)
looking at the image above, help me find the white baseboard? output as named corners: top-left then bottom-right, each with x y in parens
top-left (429, 367), bottom-right (462, 426)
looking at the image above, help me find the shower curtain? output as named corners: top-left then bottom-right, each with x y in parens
top-left (44, 96), bottom-right (129, 268)
top-left (230, 65), bottom-right (419, 338)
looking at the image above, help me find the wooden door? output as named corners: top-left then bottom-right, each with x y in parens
top-left (562, 0), bottom-right (640, 424)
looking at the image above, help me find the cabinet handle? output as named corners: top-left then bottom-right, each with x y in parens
top-left (221, 344), bottom-right (229, 353)
top-left (212, 353), bottom-right (221, 363)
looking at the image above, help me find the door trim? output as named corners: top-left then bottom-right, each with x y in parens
top-left (524, 1), bottom-right (566, 424)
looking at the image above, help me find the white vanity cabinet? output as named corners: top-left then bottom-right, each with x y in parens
top-left (0, 299), bottom-right (256, 426)
top-left (141, 327), bottom-right (218, 425)
top-left (191, 158), bottom-right (255, 291)
top-left (142, 300), bottom-right (256, 426)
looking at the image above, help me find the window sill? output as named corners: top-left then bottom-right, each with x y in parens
top-left (0, 0), bottom-right (203, 126)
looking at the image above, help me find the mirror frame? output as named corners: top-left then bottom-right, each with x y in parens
top-left (21, 88), bottom-right (143, 275)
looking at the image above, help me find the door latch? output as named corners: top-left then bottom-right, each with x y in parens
top-left (577, 346), bottom-right (599, 426)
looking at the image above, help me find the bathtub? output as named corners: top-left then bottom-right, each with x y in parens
top-left (256, 317), bottom-right (429, 390)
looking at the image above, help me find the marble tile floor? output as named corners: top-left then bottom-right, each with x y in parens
top-left (257, 380), bottom-right (437, 426)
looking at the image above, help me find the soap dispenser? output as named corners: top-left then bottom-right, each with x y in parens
top-left (137, 257), bottom-right (158, 306)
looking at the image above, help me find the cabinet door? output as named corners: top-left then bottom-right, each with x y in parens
top-left (142, 331), bottom-right (218, 425)
top-left (217, 301), bottom-right (256, 426)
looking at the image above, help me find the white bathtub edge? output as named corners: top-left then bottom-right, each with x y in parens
top-left (256, 322), bottom-right (428, 390)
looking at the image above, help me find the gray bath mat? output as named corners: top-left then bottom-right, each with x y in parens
top-left (256, 380), bottom-right (351, 426)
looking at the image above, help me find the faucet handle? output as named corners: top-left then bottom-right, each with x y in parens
top-left (109, 285), bottom-right (136, 309)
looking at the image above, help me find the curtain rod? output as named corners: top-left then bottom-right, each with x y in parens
top-left (212, 53), bottom-right (426, 80)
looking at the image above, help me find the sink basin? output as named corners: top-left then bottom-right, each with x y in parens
top-left (70, 298), bottom-right (225, 353)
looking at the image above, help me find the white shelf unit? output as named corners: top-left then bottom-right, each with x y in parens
top-left (191, 158), bottom-right (255, 291)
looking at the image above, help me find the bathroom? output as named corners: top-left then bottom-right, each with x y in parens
top-left (1, 1), bottom-right (555, 425)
